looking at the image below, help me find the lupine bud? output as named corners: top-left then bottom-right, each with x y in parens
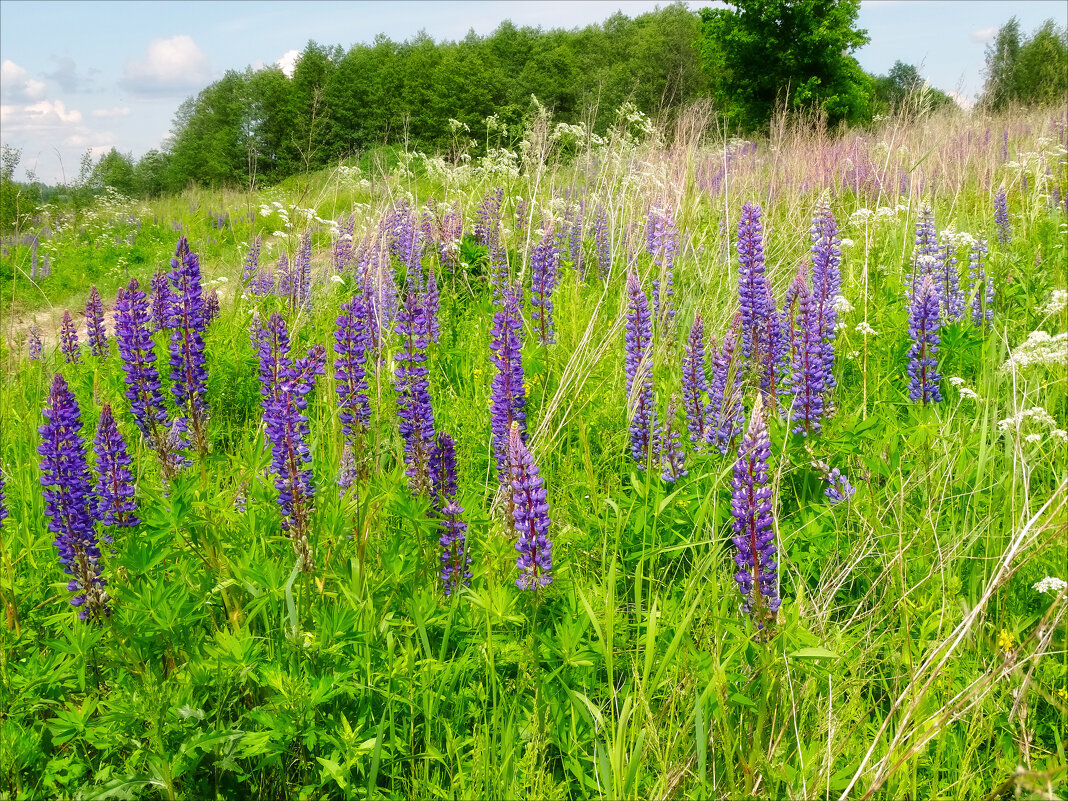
top-left (29, 325), bottom-right (42, 360)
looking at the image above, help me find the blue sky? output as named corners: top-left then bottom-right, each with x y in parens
top-left (1, 0), bottom-right (1063, 183)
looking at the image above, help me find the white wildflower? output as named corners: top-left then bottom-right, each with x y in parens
top-left (840, 238), bottom-right (855, 248)
top-left (833, 295), bottom-right (854, 314)
top-left (855, 321), bottom-right (878, 336)
top-left (1040, 289), bottom-right (1067, 316)
top-left (1033, 576), bottom-right (1068, 595)
top-left (1050, 428), bottom-right (1067, 443)
top-left (1001, 331), bottom-right (1068, 371)
top-left (1025, 433), bottom-right (1043, 444)
top-left (330, 275), bottom-right (345, 285)
top-left (949, 376), bottom-right (965, 387)
top-left (216, 276), bottom-right (228, 283)
top-left (997, 406), bottom-right (1058, 432)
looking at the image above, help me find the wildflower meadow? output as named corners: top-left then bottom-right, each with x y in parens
top-left (1, 102), bottom-right (1066, 799)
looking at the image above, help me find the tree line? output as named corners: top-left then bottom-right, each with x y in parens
top-left (3, 2), bottom-right (1066, 217)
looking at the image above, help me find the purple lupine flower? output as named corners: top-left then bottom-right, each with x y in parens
top-left (332, 217), bottom-right (354, 274)
top-left (488, 244), bottom-right (510, 305)
top-left (440, 201), bottom-right (462, 273)
top-left (424, 266), bottom-right (440, 345)
top-left (257, 253), bottom-right (276, 296)
top-left (394, 292), bottom-right (436, 494)
top-left (681, 313), bottom-right (710, 445)
top-left (429, 432), bottom-right (458, 513)
top-left (782, 264), bottom-right (807, 368)
top-left (530, 225), bottom-right (559, 346)
top-left (759, 281), bottom-right (788, 406)
top-left (515, 197), bottom-right (528, 231)
top-left (334, 295), bottom-right (371, 438)
top-left (254, 312), bottom-right (292, 413)
top-left (85, 286), bottom-right (109, 357)
top-left (936, 234), bottom-right (964, 322)
top-left (92, 403), bottom-right (139, 528)
top-left (242, 236), bottom-right (261, 287)
top-left (787, 268), bottom-right (825, 436)
top-left (594, 204), bottom-right (610, 281)
top-left (489, 283), bottom-right (527, 480)
top-left (114, 278), bottom-right (170, 446)
top-left (706, 316), bottom-right (744, 455)
top-left (475, 188), bottom-right (504, 249)
top-left (59, 310), bottom-right (80, 364)
top-left (815, 461), bottom-right (855, 505)
top-left (430, 432), bottom-right (472, 595)
top-left (969, 238), bottom-right (994, 328)
top-left (809, 198), bottom-right (841, 396)
top-left (656, 394), bottom-right (687, 483)
top-left (907, 274), bottom-right (943, 405)
top-left (204, 289), bottom-right (221, 324)
top-left (337, 440), bottom-right (358, 500)
top-left (729, 398), bottom-right (780, 626)
top-left (737, 201), bottom-right (769, 362)
top-left (263, 332), bottom-right (326, 571)
top-left (908, 203), bottom-right (940, 298)
top-left (150, 271), bottom-right (172, 332)
top-left (647, 203), bottom-right (678, 329)
top-left (439, 499), bottom-right (472, 595)
top-left (625, 273), bottom-right (657, 466)
top-left (29, 325), bottom-right (42, 360)
top-left (38, 374), bottom-right (109, 622)
top-left (167, 237), bottom-right (209, 454)
top-left (509, 422), bottom-right (552, 590)
top-left (994, 188), bottom-right (1010, 244)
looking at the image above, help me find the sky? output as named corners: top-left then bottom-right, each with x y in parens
top-left (0, 0), bottom-right (1064, 184)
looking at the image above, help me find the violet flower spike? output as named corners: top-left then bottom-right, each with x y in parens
top-left (994, 188), bottom-right (1010, 244)
top-left (594, 204), bottom-right (610, 281)
top-left (729, 397), bottom-right (780, 626)
top-left (706, 316), bottom-right (744, 455)
top-left (334, 295), bottom-right (371, 438)
top-left (657, 394), bottom-right (687, 483)
top-left (114, 278), bottom-right (170, 450)
top-left (509, 422), bottom-right (552, 590)
top-left (424, 266), bottom-right (441, 345)
top-left (907, 274), bottom-right (943, 405)
top-left (243, 236), bottom-right (261, 287)
top-left (150, 271), bottom-right (171, 331)
top-left (59, 310), bottom-right (81, 364)
top-left (787, 267), bottom-right (825, 436)
top-left (429, 432), bottom-right (459, 514)
top-left (85, 286), bottom-right (109, 358)
top-left (167, 237), bottom-right (210, 454)
top-left (681, 313), bottom-right (710, 445)
top-left (530, 225), bottom-right (559, 346)
top-left (968, 238), bottom-right (993, 328)
top-left (625, 273), bottom-right (657, 466)
top-left (394, 292), bottom-right (436, 494)
top-left (38, 373), bottom-right (109, 622)
top-left (430, 432), bottom-right (472, 595)
top-left (0, 467), bottom-right (7, 530)
top-left (29, 325), bottom-right (42, 360)
top-left (93, 403), bottom-right (139, 527)
top-left (809, 197), bottom-right (841, 396)
top-left (489, 283), bottom-right (527, 481)
top-left (647, 203), bottom-right (678, 330)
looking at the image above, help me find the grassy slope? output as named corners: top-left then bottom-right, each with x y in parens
top-left (0, 105), bottom-right (1066, 799)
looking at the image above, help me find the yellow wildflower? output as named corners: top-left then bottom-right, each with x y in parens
top-left (997, 629), bottom-right (1015, 651)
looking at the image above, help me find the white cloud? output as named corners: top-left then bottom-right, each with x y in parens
top-left (971, 27), bottom-right (998, 44)
top-left (0, 60), bottom-right (47, 102)
top-left (0, 99), bottom-right (83, 132)
top-left (92, 106), bottom-right (132, 118)
top-left (46, 57), bottom-right (94, 93)
top-left (120, 35), bottom-right (212, 95)
top-left (276, 49), bottom-right (300, 78)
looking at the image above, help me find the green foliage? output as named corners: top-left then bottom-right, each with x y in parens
top-left (697, 0), bottom-right (871, 130)
top-left (869, 61), bottom-right (958, 117)
top-left (981, 17), bottom-right (1068, 110)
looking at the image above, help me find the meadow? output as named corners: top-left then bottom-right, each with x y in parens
top-left (0, 102), bottom-right (1066, 800)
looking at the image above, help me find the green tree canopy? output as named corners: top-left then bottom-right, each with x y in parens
top-left (981, 17), bottom-right (1068, 110)
top-left (698, 0), bottom-right (871, 130)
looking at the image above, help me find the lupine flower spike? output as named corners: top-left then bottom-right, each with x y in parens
top-left (509, 422), bottom-right (552, 590)
top-left (657, 394), bottom-right (687, 483)
top-left (394, 292), bottom-right (436, 494)
top-left (625, 273), bottom-right (656, 466)
top-left (29, 325), bottom-right (42, 360)
top-left (93, 404), bottom-right (139, 528)
top-left (39, 374), bottom-right (109, 622)
top-left (681, 314), bottom-right (710, 445)
top-left (167, 237), bottom-right (210, 455)
top-left (907, 274), bottom-right (943, 405)
top-left (730, 396), bottom-right (780, 629)
top-left (59, 311), bottom-right (80, 364)
top-left (85, 286), bottom-right (109, 357)
top-left (489, 284), bottom-right (527, 481)
top-left (430, 433), bottom-right (471, 595)
top-left (994, 188), bottom-right (1010, 244)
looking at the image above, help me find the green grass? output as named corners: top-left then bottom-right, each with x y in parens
top-left (0, 104), bottom-right (1066, 800)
